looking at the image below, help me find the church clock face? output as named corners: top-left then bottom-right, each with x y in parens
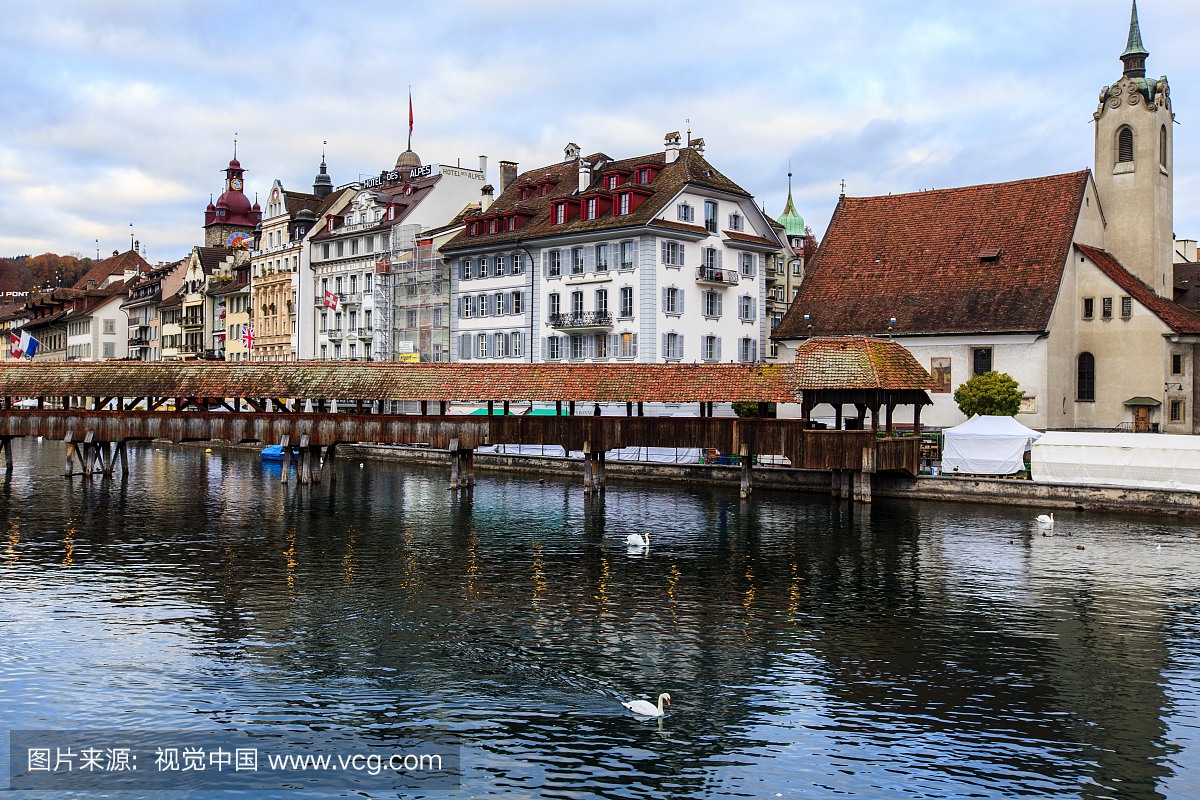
top-left (230, 178), bottom-right (243, 191)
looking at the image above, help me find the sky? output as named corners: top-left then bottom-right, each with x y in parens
top-left (0, 0), bottom-right (1197, 264)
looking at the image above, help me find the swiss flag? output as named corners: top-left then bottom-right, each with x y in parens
top-left (323, 290), bottom-right (340, 312)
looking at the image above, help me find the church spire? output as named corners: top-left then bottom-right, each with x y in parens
top-left (1121, 0), bottom-right (1149, 78)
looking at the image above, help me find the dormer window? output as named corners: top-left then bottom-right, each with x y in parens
top-left (538, 184), bottom-right (549, 197)
top-left (607, 175), bottom-right (620, 190)
top-left (636, 169), bottom-right (651, 184)
top-left (586, 198), bottom-right (597, 220)
top-left (554, 205), bottom-right (566, 225)
top-left (617, 194), bottom-right (630, 216)
top-left (328, 218), bottom-right (334, 233)
top-left (507, 216), bottom-right (516, 232)
top-left (728, 213), bottom-right (743, 232)
top-left (488, 219), bottom-right (497, 234)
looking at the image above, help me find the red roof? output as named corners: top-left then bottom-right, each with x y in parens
top-left (791, 337), bottom-right (935, 391)
top-left (1077, 244), bottom-right (1200, 334)
top-left (72, 250), bottom-right (150, 290)
top-left (774, 171), bottom-right (1089, 338)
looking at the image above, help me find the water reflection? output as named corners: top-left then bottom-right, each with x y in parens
top-left (0, 438), bottom-right (1197, 799)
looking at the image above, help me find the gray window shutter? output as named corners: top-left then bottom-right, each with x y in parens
top-left (587, 335), bottom-right (596, 359)
top-left (751, 340), bottom-right (757, 361)
top-left (542, 251), bottom-right (549, 276)
top-left (608, 333), bottom-right (617, 355)
top-left (677, 244), bottom-right (685, 265)
top-left (661, 241), bottom-right (668, 264)
top-left (678, 291), bottom-right (684, 314)
top-left (541, 337), bottom-right (549, 359)
top-left (751, 298), bottom-right (757, 319)
top-left (716, 249), bottom-right (723, 271)
top-left (661, 332), bottom-right (668, 358)
top-left (661, 286), bottom-right (668, 312)
top-left (716, 337), bottom-right (723, 361)
top-left (632, 333), bottom-right (637, 357)
top-left (678, 334), bottom-right (684, 359)
top-left (460, 333), bottom-right (470, 360)
top-left (716, 294), bottom-right (723, 316)
top-left (584, 246), bottom-right (595, 272)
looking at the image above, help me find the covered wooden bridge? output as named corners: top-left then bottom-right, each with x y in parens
top-left (0, 337), bottom-right (933, 501)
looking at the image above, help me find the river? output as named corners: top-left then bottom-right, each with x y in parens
top-left (1, 438), bottom-right (1198, 798)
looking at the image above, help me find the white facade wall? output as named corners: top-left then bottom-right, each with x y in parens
top-left (66, 295), bottom-right (128, 361)
top-left (450, 191), bottom-right (773, 364)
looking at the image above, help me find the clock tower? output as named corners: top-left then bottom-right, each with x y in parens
top-left (203, 151), bottom-right (262, 248)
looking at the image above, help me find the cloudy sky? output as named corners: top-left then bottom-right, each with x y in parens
top-left (1, 0), bottom-right (1196, 263)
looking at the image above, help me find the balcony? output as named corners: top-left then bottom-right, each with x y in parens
top-left (549, 311), bottom-right (613, 331)
top-left (326, 328), bottom-right (344, 340)
top-left (342, 292), bottom-right (364, 306)
top-left (181, 315), bottom-right (204, 329)
top-left (127, 336), bottom-right (149, 348)
top-left (696, 267), bottom-right (739, 286)
top-left (357, 327), bottom-right (373, 338)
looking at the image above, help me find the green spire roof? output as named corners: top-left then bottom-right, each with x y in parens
top-left (1122, 0), bottom-right (1149, 58)
top-left (777, 173), bottom-right (805, 236)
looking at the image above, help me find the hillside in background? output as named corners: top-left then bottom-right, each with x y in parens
top-left (0, 254), bottom-right (94, 297)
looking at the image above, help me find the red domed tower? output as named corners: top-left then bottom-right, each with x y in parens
top-left (203, 150), bottom-right (262, 248)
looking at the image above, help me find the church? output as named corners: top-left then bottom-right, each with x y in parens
top-left (772, 2), bottom-right (1196, 434)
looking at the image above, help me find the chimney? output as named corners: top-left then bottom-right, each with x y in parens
top-left (480, 184), bottom-right (494, 212)
top-left (499, 161), bottom-right (518, 193)
top-left (664, 131), bottom-right (681, 164)
top-left (690, 137), bottom-right (705, 155)
top-left (478, 155), bottom-right (487, 176)
top-left (87, 279), bottom-right (96, 291)
top-left (564, 142), bottom-right (581, 163)
top-left (578, 160), bottom-right (592, 194)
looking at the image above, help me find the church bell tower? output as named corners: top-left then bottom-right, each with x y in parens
top-left (1093, 1), bottom-right (1174, 296)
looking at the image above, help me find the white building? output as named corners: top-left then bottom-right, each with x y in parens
top-left (441, 136), bottom-right (781, 364)
top-left (307, 147), bottom-right (486, 361)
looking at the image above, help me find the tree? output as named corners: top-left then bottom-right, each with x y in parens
top-left (732, 402), bottom-right (776, 418)
top-left (801, 225), bottom-right (818, 264)
top-left (953, 371), bottom-right (1023, 417)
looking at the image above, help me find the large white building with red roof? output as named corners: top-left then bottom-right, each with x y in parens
top-left (441, 135), bottom-right (782, 366)
top-left (775, 4), bottom-right (1197, 434)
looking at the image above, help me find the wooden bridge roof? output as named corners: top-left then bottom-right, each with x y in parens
top-left (0, 340), bottom-right (933, 404)
top-left (0, 362), bottom-right (795, 403)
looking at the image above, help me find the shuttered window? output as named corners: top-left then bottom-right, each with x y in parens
top-left (1118, 127), bottom-right (1134, 163)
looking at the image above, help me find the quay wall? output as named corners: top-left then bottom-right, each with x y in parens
top-left (337, 443), bottom-right (1200, 517)
top-left (159, 440), bottom-right (1200, 517)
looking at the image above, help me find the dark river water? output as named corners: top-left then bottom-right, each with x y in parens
top-left (2, 438), bottom-right (1199, 799)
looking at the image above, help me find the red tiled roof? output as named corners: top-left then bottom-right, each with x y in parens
top-left (1077, 244), bottom-right (1200, 334)
top-left (442, 148), bottom-right (764, 253)
top-left (791, 337), bottom-right (935, 391)
top-left (72, 250), bottom-right (150, 289)
top-left (0, 362), bottom-right (796, 402)
top-left (774, 171), bottom-right (1090, 338)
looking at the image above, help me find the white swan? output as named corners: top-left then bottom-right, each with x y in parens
top-left (1036, 513), bottom-right (1054, 528)
top-left (623, 693), bottom-right (670, 717)
top-left (626, 531), bottom-right (648, 547)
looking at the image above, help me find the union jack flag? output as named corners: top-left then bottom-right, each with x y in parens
top-left (242, 327), bottom-right (255, 349)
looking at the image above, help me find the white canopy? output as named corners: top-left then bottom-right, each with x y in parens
top-left (1032, 431), bottom-right (1200, 491)
top-left (941, 415), bottom-right (1042, 475)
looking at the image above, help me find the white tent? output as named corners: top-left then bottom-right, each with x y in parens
top-left (1032, 431), bottom-right (1200, 490)
top-left (941, 415), bottom-right (1042, 475)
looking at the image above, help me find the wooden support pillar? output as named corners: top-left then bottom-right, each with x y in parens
top-left (699, 402), bottom-right (706, 418)
top-left (886, 403), bottom-right (896, 435)
top-left (37, 396), bottom-right (44, 410)
top-left (739, 444), bottom-right (752, 499)
top-left (854, 404), bottom-right (867, 430)
top-left (279, 434), bottom-right (290, 484)
top-left (835, 405), bottom-right (843, 430)
top-left (830, 469), bottom-right (840, 497)
top-left (421, 400), bottom-right (428, 416)
top-left (503, 400), bottom-right (510, 415)
top-left (439, 401), bottom-right (447, 415)
top-left (853, 470), bottom-right (873, 502)
top-left (82, 431), bottom-right (96, 477)
top-left (556, 401), bottom-right (562, 416)
top-left (871, 404), bottom-right (880, 434)
top-left (758, 402), bottom-right (768, 418)
top-left (117, 440), bottom-right (128, 476)
top-left (298, 434), bottom-right (312, 484)
top-left (638, 402), bottom-right (644, 417)
top-left (322, 443), bottom-right (336, 483)
top-left (593, 403), bottom-right (601, 416)
top-left (596, 451), bottom-right (606, 493)
top-left (708, 402), bottom-right (715, 417)
top-left (64, 430), bottom-right (75, 477)
top-left (449, 438), bottom-right (461, 490)
top-left (626, 402), bottom-right (633, 417)
top-left (914, 404), bottom-right (923, 436)
top-left (568, 401), bottom-right (575, 416)
top-left (487, 400), bottom-right (494, 415)
top-left (101, 442), bottom-right (115, 477)
top-left (582, 442), bottom-right (594, 495)
top-left (2, 438), bottom-right (12, 473)
top-left (465, 449), bottom-right (475, 487)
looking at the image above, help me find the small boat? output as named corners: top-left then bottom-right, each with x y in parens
top-left (260, 445), bottom-right (285, 461)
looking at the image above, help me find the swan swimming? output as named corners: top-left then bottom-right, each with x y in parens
top-left (623, 693), bottom-right (670, 718)
top-left (1036, 513), bottom-right (1054, 529)
top-left (626, 531), bottom-right (648, 547)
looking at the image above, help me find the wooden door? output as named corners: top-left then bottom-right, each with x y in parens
top-left (1134, 406), bottom-right (1151, 433)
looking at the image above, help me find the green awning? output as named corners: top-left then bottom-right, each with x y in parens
top-left (1123, 396), bottom-right (1161, 406)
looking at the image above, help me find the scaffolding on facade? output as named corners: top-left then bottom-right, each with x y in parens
top-left (384, 223), bottom-right (449, 362)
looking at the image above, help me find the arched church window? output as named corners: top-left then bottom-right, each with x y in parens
top-left (1160, 125), bottom-right (1168, 168)
top-left (1077, 352), bottom-right (1095, 402)
top-left (1117, 127), bottom-right (1134, 164)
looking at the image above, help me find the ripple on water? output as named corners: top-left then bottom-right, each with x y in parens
top-left (0, 439), bottom-right (1198, 799)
